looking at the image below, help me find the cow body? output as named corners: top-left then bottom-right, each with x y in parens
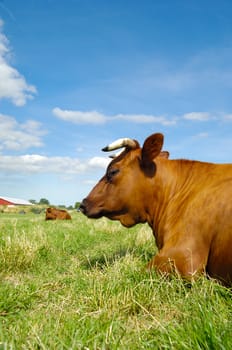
top-left (45, 207), bottom-right (71, 220)
top-left (80, 133), bottom-right (232, 285)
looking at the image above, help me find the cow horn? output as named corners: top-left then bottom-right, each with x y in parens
top-left (102, 138), bottom-right (138, 152)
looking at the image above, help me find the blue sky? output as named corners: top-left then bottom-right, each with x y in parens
top-left (0, 0), bottom-right (232, 206)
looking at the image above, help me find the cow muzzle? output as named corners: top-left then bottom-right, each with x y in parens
top-left (79, 198), bottom-right (102, 218)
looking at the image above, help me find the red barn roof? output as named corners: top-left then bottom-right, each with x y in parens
top-left (0, 196), bottom-right (33, 206)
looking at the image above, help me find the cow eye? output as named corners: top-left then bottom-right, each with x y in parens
top-left (106, 168), bottom-right (119, 182)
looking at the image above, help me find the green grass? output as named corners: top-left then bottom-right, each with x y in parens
top-left (0, 212), bottom-right (231, 349)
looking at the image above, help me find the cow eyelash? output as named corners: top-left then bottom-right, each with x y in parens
top-left (106, 168), bottom-right (119, 181)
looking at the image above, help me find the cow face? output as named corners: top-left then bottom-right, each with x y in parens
top-left (80, 133), bottom-right (164, 227)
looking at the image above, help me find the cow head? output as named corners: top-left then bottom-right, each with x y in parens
top-left (80, 133), bottom-right (167, 227)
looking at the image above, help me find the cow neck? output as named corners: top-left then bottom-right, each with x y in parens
top-left (147, 158), bottom-right (213, 249)
top-left (144, 159), bottom-right (189, 248)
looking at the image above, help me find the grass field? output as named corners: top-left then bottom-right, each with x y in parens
top-left (0, 212), bottom-right (231, 349)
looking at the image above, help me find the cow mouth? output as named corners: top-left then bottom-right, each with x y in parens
top-left (79, 201), bottom-right (126, 220)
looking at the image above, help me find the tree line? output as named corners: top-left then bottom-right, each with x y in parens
top-left (29, 198), bottom-right (80, 210)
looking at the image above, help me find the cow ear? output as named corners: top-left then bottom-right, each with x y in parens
top-left (142, 133), bottom-right (164, 163)
top-left (141, 133), bottom-right (164, 176)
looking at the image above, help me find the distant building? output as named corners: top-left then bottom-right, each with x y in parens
top-left (0, 196), bottom-right (33, 207)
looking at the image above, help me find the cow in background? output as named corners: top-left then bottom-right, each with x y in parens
top-left (80, 133), bottom-right (232, 285)
top-left (45, 207), bottom-right (71, 220)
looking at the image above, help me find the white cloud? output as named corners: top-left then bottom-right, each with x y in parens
top-left (53, 107), bottom-right (106, 124)
top-left (182, 112), bottom-right (232, 122)
top-left (0, 153), bottom-right (109, 175)
top-left (53, 107), bottom-right (232, 126)
top-left (112, 113), bottom-right (176, 125)
top-left (0, 113), bottom-right (46, 151)
top-left (0, 20), bottom-right (36, 106)
top-left (182, 112), bottom-right (211, 121)
top-left (195, 132), bottom-right (209, 138)
top-left (223, 114), bottom-right (232, 121)
top-left (53, 107), bottom-right (176, 126)
top-left (88, 156), bottom-right (110, 168)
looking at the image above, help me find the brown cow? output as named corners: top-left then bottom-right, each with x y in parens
top-left (80, 133), bottom-right (232, 285)
top-left (45, 207), bottom-right (71, 220)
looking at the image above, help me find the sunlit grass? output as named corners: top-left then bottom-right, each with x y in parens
top-left (0, 212), bottom-right (231, 349)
